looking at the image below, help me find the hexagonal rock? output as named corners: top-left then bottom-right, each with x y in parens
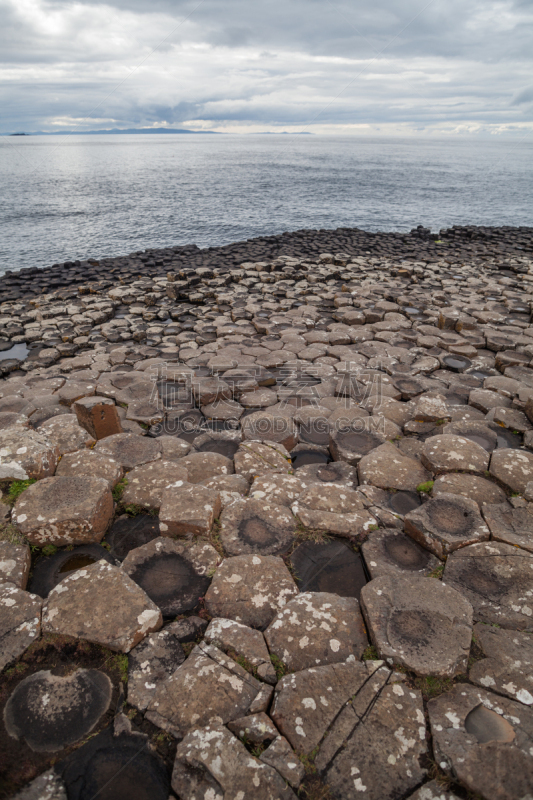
top-left (42, 560), bottom-right (162, 652)
top-left (404, 493), bottom-right (490, 559)
top-left (260, 735), bottom-right (306, 788)
top-left (329, 425), bottom-right (388, 466)
top-left (128, 623), bottom-right (186, 711)
top-left (490, 448), bottom-right (533, 494)
top-left (234, 440), bottom-right (293, 483)
top-left (296, 459), bottom-right (358, 487)
top-left (0, 427), bottom-right (59, 480)
top-left (202, 473), bottom-right (249, 509)
top-left (4, 668), bottom-right (112, 752)
top-left (94, 432), bottom-right (162, 469)
top-left (146, 642), bottom-right (262, 737)
top-left (318, 672), bottom-right (427, 800)
top-left (265, 592), bottom-right (368, 672)
top-left (413, 393), bottom-right (450, 423)
top-left (11, 770), bottom-right (67, 800)
top-left (443, 541), bottom-right (533, 630)
top-left (294, 483), bottom-right (366, 514)
top-left (122, 537), bottom-right (217, 616)
top-left (39, 415), bottom-right (96, 455)
top-left (159, 482), bottom-right (221, 537)
top-left (191, 376), bottom-right (232, 405)
top-left (250, 473), bottom-right (309, 507)
top-left (227, 711), bottom-right (279, 744)
top-left (469, 622), bottom-right (533, 705)
top-left (178, 451), bottom-right (233, 483)
top-left (0, 584), bottom-right (42, 670)
top-left (421, 434), bottom-right (490, 475)
top-left (362, 529), bottom-right (440, 579)
top-left (54, 449), bottom-right (124, 489)
top-left (171, 725), bottom-right (297, 800)
top-left (432, 473), bottom-right (506, 505)
top-left (72, 396), bottom-right (123, 440)
top-left (405, 781), bottom-right (460, 800)
top-left (0, 542), bottom-right (31, 588)
top-left (469, 388), bottom-right (512, 413)
top-left (13, 476), bottom-right (113, 547)
top-left (242, 411), bottom-right (298, 451)
top-left (126, 399), bottom-right (164, 426)
top-left (360, 574), bottom-right (473, 676)
top-left (205, 554), bottom-right (299, 630)
top-left (157, 434), bottom-right (191, 460)
top-left (358, 442), bottom-right (431, 491)
top-left (121, 460), bottom-right (188, 511)
top-left (482, 502), bottom-right (533, 552)
top-left (428, 683), bottom-right (533, 800)
top-left (219, 497), bottom-right (295, 557)
top-left (204, 617), bottom-right (277, 684)
top-left (292, 504), bottom-right (377, 539)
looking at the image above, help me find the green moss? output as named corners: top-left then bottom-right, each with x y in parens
top-left (429, 563), bottom-right (445, 579)
top-left (42, 544), bottom-right (58, 557)
top-left (270, 654), bottom-right (288, 680)
top-left (5, 479), bottom-right (36, 505)
top-left (415, 675), bottom-right (454, 700)
top-left (112, 478), bottom-right (128, 502)
top-left (0, 522), bottom-right (26, 545)
top-left (416, 480), bottom-right (434, 494)
top-left (361, 645), bottom-right (379, 661)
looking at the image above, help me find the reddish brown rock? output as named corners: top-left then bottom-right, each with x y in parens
top-left (159, 482), bottom-right (221, 536)
top-left (72, 395), bottom-right (123, 440)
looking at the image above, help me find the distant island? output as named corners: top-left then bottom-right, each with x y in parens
top-left (5, 128), bottom-right (221, 136)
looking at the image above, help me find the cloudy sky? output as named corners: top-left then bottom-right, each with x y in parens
top-left (1, 0), bottom-right (532, 135)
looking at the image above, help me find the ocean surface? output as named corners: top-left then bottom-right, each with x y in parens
top-left (0, 134), bottom-right (532, 275)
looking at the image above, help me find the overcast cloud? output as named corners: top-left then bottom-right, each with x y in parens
top-left (0, 0), bottom-right (532, 134)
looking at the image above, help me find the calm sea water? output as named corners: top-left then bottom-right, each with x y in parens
top-left (0, 134), bottom-right (532, 275)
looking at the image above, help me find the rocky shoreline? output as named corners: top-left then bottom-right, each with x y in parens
top-left (1, 225), bottom-right (533, 800)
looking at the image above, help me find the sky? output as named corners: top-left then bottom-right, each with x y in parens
top-left (1, 0), bottom-right (532, 135)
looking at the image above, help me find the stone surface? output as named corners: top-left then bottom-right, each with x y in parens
top-left (443, 541), bottom-right (533, 630)
top-left (121, 460), bottom-right (189, 510)
top-left (94, 432), bottom-right (161, 469)
top-left (159, 482), bottom-right (221, 536)
top-left (358, 442), bottom-right (431, 491)
top-left (290, 540), bottom-right (368, 598)
top-left (4, 668), bottom-right (112, 752)
top-left (218, 497), bottom-right (295, 556)
top-left (260, 735), bottom-right (306, 788)
top-left (265, 591), bottom-right (368, 672)
top-left (13, 476), bottom-right (113, 547)
top-left (432, 473), bottom-right (506, 504)
top-left (42, 560), bottom-right (162, 652)
top-left (122, 536), bottom-right (217, 616)
top-left (0, 584), bottom-right (42, 670)
top-left (54, 449), bottom-right (124, 488)
top-left (0, 427), bottom-right (59, 480)
top-left (234, 440), bottom-right (292, 482)
top-left (171, 725), bottom-right (297, 800)
top-left (362, 529), bottom-right (441, 579)
top-left (204, 617), bottom-right (277, 683)
top-left (39, 414), bottom-right (96, 455)
top-left (205, 554), bottom-right (299, 629)
top-left (227, 711), bottom-right (279, 743)
top-left (0, 541), bottom-right (31, 588)
top-left (145, 642), bottom-right (262, 736)
top-left (421, 433), bottom-right (490, 474)
top-left (405, 782), bottom-right (461, 800)
top-left (469, 622), bottom-right (533, 705)
top-left (128, 622), bottom-right (186, 710)
top-left (482, 502), bottom-right (533, 552)
top-left (179, 450), bottom-right (234, 483)
top-left (404, 493), bottom-right (490, 558)
top-left (428, 683), bottom-right (533, 800)
top-left (250, 473), bottom-right (309, 507)
top-left (72, 395), bottom-right (123, 440)
top-left (490, 447), bottom-right (533, 494)
top-left (295, 459), bottom-right (358, 487)
top-left (11, 770), bottom-right (67, 800)
top-left (360, 573), bottom-right (473, 676)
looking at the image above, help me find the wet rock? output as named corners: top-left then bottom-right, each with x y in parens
top-left (482, 502), bottom-right (533, 552)
top-left (178, 450), bottom-right (233, 483)
top-left (469, 622), bottom-right (533, 704)
top-left (0, 541), bottom-right (30, 588)
top-left (205, 554), bottom-right (298, 629)
top-left (13, 476), bottom-right (113, 547)
top-left (170, 615), bottom-right (207, 642)
top-left (72, 396), bottom-right (123, 440)
top-left (290, 539), bottom-right (368, 597)
top-left (432, 473), bottom-right (506, 504)
top-left (58, 726), bottom-right (169, 800)
top-left (171, 724), bottom-right (297, 800)
top-left (265, 592), bottom-right (368, 672)
top-left (295, 459), bottom-right (358, 487)
top-left (105, 514), bottom-right (160, 560)
top-left (29, 544), bottom-right (114, 597)
top-left (42, 560), bottom-right (162, 652)
top-left (490, 448), bottom-right (533, 493)
top-left (146, 642), bottom-right (262, 736)
top-left (122, 536), bottom-right (217, 616)
top-left (234, 440), bottom-right (293, 482)
top-left (404, 493), bottom-right (490, 558)
top-left (443, 541), bottom-right (533, 630)
top-left (94, 432), bottom-right (161, 469)
top-left (128, 623), bottom-right (186, 710)
top-left (219, 497), bottom-right (295, 557)
top-left (360, 573), bottom-right (473, 676)
top-left (260, 735), bottom-right (306, 788)
top-left (329, 426), bottom-right (387, 466)
top-left (159, 482), bottom-right (221, 536)
top-left (421, 433), bottom-right (490, 474)
top-left (121, 460), bottom-right (188, 510)
top-left (428, 683), bottom-right (533, 800)
top-left (358, 442), bottom-right (431, 491)
top-left (4, 668), bottom-right (112, 752)
top-left (362, 529), bottom-right (440, 579)
top-left (0, 584), bottom-right (42, 670)
top-left (11, 770), bottom-right (67, 800)
top-left (55, 449), bottom-right (124, 488)
top-left (205, 617), bottom-right (276, 683)
top-left (0, 427), bottom-right (59, 480)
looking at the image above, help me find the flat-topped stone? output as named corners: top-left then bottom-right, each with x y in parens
top-left (404, 493), bottom-right (490, 558)
top-left (94, 432), bottom-right (162, 469)
top-left (218, 497), bottom-right (296, 556)
top-left (358, 442), bottom-right (431, 491)
top-left (0, 427), bottom-right (60, 480)
top-left (0, 584), bottom-right (42, 670)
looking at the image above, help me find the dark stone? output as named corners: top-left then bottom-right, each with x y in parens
top-left (28, 544), bottom-right (114, 597)
top-left (105, 515), bottom-right (160, 561)
top-left (290, 540), bottom-right (367, 598)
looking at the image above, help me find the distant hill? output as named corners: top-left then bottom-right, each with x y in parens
top-left (5, 128), bottom-right (221, 136)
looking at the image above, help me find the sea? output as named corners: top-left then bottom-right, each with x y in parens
top-left (0, 133), bottom-right (532, 275)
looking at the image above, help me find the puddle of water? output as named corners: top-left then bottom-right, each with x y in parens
top-left (58, 555), bottom-right (97, 573)
top-left (0, 342), bottom-right (29, 361)
top-left (291, 450), bottom-right (330, 470)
